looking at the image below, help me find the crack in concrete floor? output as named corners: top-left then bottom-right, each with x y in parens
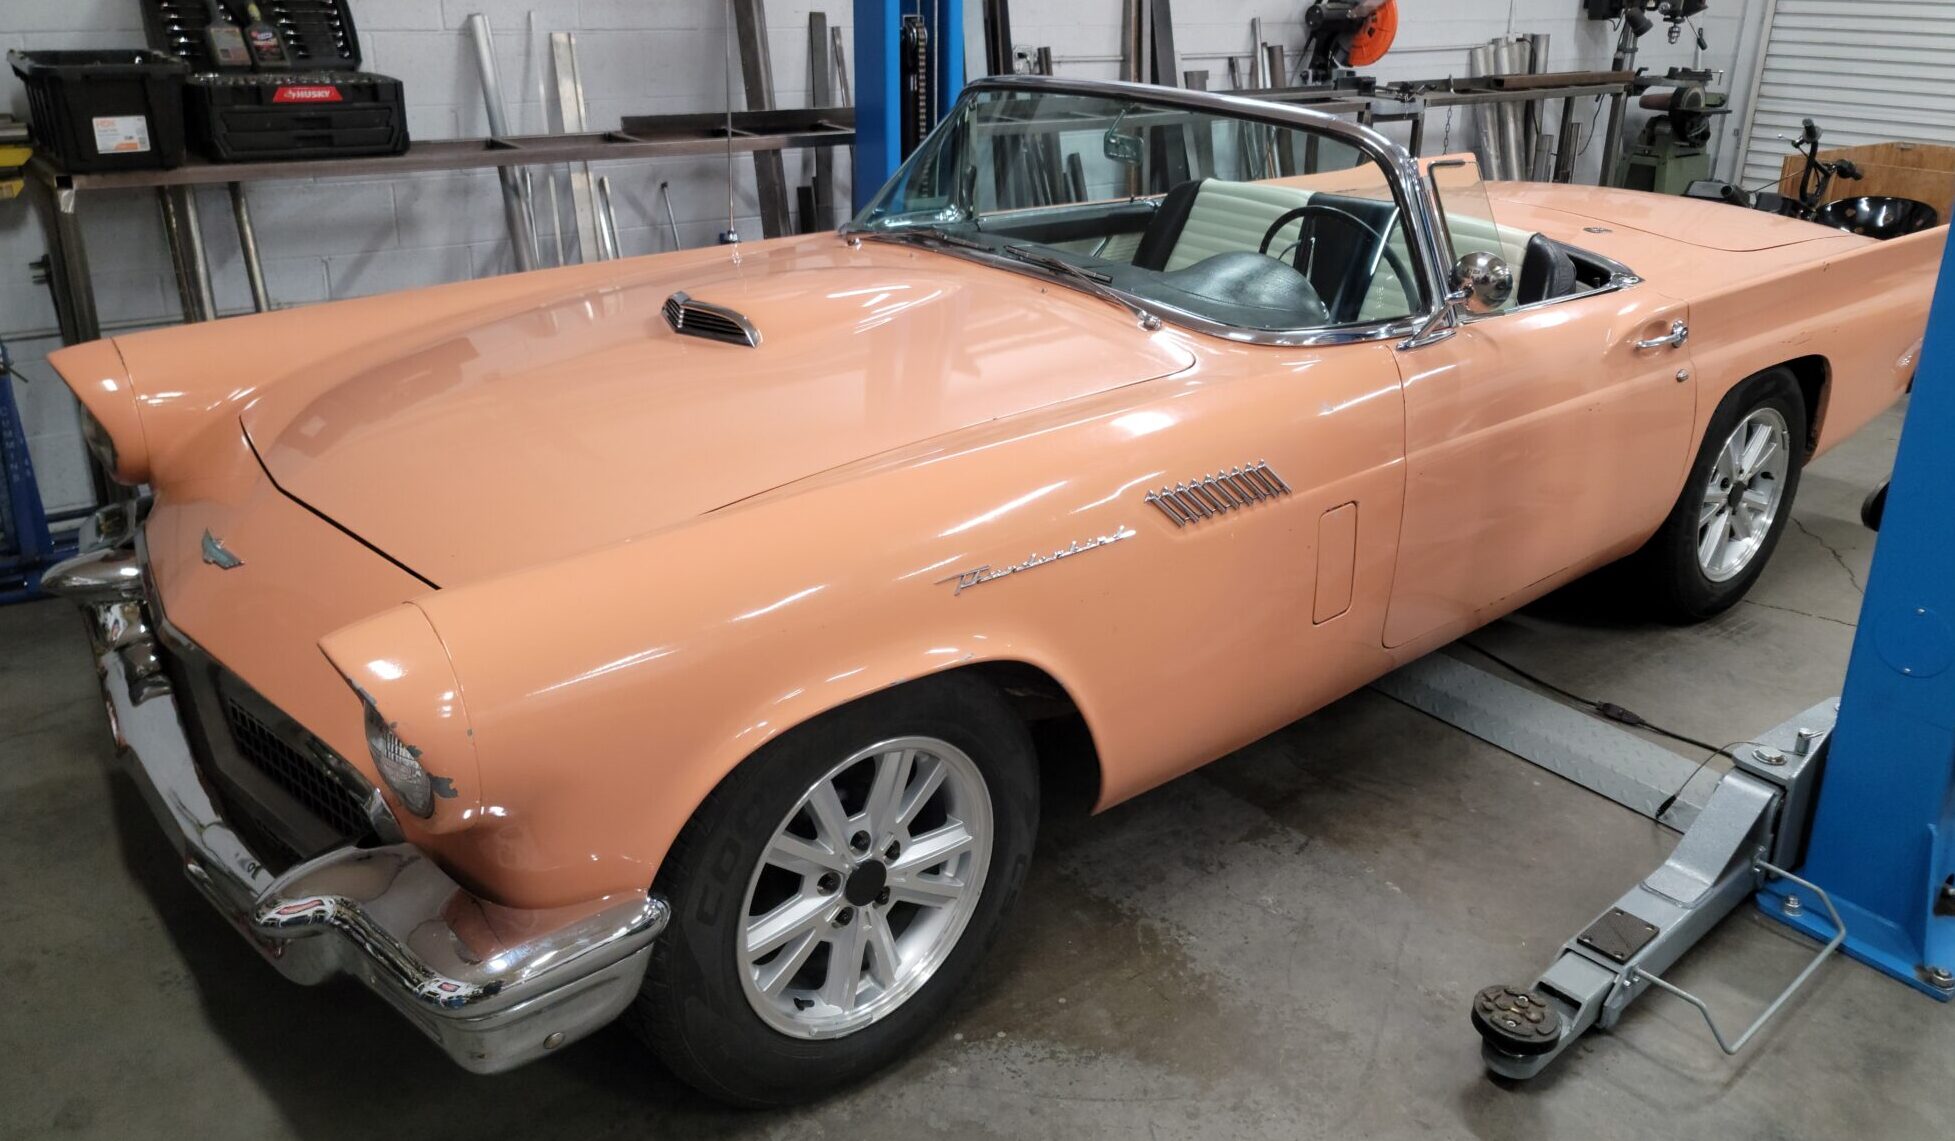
top-left (1791, 517), bottom-right (1868, 595)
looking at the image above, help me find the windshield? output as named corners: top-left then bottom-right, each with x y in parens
top-left (852, 85), bottom-right (1430, 336)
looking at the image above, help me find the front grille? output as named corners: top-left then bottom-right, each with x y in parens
top-left (221, 793), bottom-right (307, 867)
top-left (222, 695), bottom-right (373, 841)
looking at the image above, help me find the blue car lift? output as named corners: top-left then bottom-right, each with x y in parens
top-left (0, 340), bottom-right (78, 604)
top-left (1757, 232), bottom-right (1955, 998)
top-left (852, 0), bottom-right (965, 213)
top-left (1462, 234), bottom-right (1955, 1074)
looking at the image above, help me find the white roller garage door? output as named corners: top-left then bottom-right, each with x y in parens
top-left (1737, 0), bottom-right (1955, 193)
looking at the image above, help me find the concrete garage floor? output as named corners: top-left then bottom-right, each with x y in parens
top-left (4, 401), bottom-right (1949, 1140)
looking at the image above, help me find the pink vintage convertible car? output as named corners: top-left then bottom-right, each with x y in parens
top-left (46, 77), bottom-right (1940, 1103)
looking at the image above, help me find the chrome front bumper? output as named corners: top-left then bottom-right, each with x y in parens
top-left (51, 540), bottom-right (669, 1074)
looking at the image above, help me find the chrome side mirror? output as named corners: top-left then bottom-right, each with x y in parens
top-left (1450, 251), bottom-right (1514, 315)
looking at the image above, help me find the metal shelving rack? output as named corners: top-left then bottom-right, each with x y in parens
top-left (23, 108), bottom-right (856, 348)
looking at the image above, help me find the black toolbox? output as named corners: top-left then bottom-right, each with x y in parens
top-left (141, 0), bottom-right (409, 162)
top-left (6, 49), bottom-right (190, 172)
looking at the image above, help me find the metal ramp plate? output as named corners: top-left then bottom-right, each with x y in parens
top-left (1371, 652), bottom-right (1718, 829)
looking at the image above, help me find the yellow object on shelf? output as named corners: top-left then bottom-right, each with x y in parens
top-left (0, 143), bottom-right (30, 201)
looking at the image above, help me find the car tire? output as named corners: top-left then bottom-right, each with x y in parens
top-left (627, 672), bottom-right (1039, 1106)
top-left (1635, 367), bottom-right (1808, 622)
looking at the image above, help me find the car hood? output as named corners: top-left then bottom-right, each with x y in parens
top-left (241, 241), bottom-right (1196, 585)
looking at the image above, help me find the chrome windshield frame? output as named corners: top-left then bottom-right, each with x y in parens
top-left (842, 74), bottom-right (1458, 350)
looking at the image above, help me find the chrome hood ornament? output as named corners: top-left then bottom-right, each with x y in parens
top-left (201, 530), bottom-right (244, 570)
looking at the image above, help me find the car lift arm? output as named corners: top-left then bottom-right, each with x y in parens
top-left (1474, 701), bottom-right (1844, 1075)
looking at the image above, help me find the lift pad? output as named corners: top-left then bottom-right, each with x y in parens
top-left (1575, 908), bottom-right (1659, 963)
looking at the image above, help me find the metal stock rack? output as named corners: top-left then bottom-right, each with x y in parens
top-left (23, 107), bottom-right (855, 348)
top-left (1235, 70), bottom-right (1635, 182)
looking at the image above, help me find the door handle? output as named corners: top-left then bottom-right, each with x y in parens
top-left (1635, 320), bottom-right (1690, 351)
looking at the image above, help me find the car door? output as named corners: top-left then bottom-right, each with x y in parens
top-left (1381, 163), bottom-right (1697, 649)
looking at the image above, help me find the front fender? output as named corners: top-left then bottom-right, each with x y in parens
top-left (408, 398), bottom-right (1153, 910)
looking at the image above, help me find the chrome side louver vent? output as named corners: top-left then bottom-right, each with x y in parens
top-left (1143, 461), bottom-right (1292, 528)
top-left (662, 291), bottom-right (761, 347)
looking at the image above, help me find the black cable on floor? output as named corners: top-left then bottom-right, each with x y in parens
top-left (1458, 641), bottom-right (1755, 826)
top-left (1459, 641), bottom-right (1728, 754)
top-left (1459, 640), bottom-right (1600, 709)
top-left (1650, 739), bottom-right (1762, 825)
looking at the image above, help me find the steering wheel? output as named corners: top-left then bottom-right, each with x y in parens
top-left (1257, 204), bottom-right (1419, 321)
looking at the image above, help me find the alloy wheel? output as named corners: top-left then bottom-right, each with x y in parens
top-left (736, 736), bottom-right (993, 1038)
top-left (1697, 407), bottom-right (1792, 583)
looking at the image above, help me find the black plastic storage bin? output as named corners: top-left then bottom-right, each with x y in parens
top-left (7, 50), bottom-right (189, 173)
top-left (141, 0), bottom-right (409, 163)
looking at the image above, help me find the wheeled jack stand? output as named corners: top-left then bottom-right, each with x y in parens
top-left (1472, 700), bottom-right (1846, 1078)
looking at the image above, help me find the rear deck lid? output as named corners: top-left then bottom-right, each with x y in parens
top-left (1491, 184), bottom-right (1848, 252)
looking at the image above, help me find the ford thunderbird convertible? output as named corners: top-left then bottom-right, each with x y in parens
top-left (45, 76), bottom-right (1941, 1103)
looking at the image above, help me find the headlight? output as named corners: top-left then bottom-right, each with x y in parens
top-left (322, 603), bottom-right (479, 832)
top-left (80, 408), bottom-right (120, 475)
top-left (364, 699), bottom-right (435, 817)
top-left (48, 340), bottom-right (149, 485)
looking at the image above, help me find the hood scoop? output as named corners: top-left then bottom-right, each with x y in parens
top-left (663, 291), bottom-right (761, 347)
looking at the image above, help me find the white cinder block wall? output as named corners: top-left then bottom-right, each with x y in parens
top-left (2, 0), bottom-right (1768, 515)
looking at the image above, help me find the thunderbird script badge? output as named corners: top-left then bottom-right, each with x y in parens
top-left (937, 526), bottom-right (1136, 596)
